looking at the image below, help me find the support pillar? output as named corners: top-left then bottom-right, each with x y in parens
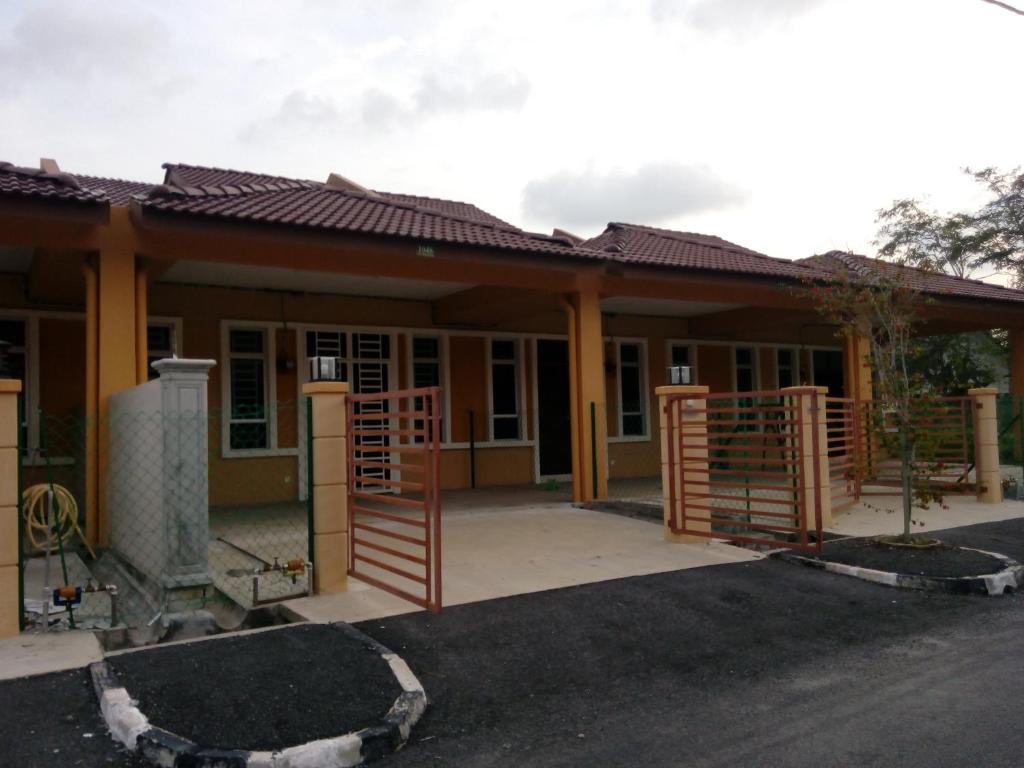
top-left (783, 386), bottom-right (833, 532)
top-left (303, 381), bottom-right (350, 594)
top-left (0, 380), bottom-right (22, 638)
top-left (970, 387), bottom-right (1002, 504)
top-left (135, 262), bottom-right (148, 385)
top-left (842, 334), bottom-right (872, 402)
top-left (569, 288), bottom-right (607, 501)
top-left (657, 385), bottom-right (710, 542)
top-left (95, 245), bottom-right (139, 546)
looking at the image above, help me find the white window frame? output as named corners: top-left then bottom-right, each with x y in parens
top-left (146, 316), bottom-right (183, 378)
top-left (775, 346), bottom-right (800, 389)
top-left (666, 340), bottom-right (699, 384)
top-left (1, 309), bottom-right (83, 464)
top-left (221, 321), bottom-right (288, 458)
top-left (732, 345), bottom-right (759, 392)
top-left (486, 336), bottom-right (524, 442)
top-left (406, 333), bottom-right (449, 444)
top-left (612, 338), bottom-right (650, 443)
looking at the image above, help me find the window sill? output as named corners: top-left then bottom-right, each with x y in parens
top-left (221, 448), bottom-right (299, 460)
top-left (21, 456), bottom-right (75, 467)
top-left (441, 440), bottom-right (535, 450)
top-left (608, 435), bottom-right (652, 444)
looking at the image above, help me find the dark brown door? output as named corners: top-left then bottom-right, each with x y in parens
top-left (537, 340), bottom-right (572, 476)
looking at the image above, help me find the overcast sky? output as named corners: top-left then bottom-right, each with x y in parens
top-left (1, 0), bottom-right (1020, 259)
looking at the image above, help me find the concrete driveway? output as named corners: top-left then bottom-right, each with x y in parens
top-left (286, 500), bottom-right (758, 624)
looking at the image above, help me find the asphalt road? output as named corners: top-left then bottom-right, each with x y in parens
top-left (2, 516), bottom-right (1023, 767)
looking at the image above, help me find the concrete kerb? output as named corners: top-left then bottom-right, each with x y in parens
top-left (89, 622), bottom-right (427, 768)
top-left (773, 547), bottom-right (1024, 596)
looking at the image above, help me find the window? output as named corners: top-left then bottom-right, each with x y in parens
top-left (735, 347), bottom-right (757, 392)
top-left (146, 322), bottom-right (177, 380)
top-left (411, 336), bottom-right (443, 443)
top-left (228, 328), bottom-right (268, 450)
top-left (0, 319), bottom-right (27, 449)
top-left (618, 342), bottom-right (647, 437)
top-left (490, 339), bottom-right (520, 440)
top-left (669, 342), bottom-right (696, 384)
top-left (777, 348), bottom-right (797, 389)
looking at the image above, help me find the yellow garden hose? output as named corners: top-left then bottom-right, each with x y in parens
top-left (21, 484), bottom-right (96, 560)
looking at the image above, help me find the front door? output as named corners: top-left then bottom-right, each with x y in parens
top-left (536, 339), bottom-right (572, 477)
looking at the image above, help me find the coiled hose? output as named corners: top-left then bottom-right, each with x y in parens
top-left (21, 484), bottom-right (96, 560)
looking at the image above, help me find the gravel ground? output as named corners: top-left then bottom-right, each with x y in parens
top-left (807, 536), bottom-right (1006, 577)
top-left (109, 624), bottom-right (400, 752)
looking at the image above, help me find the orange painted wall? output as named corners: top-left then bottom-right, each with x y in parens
top-left (697, 345), bottom-right (733, 392)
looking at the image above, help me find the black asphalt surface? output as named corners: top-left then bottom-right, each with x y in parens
top-left (807, 535), bottom-right (1006, 577)
top-left (2, 516), bottom-right (1024, 767)
top-left (109, 623), bottom-right (400, 751)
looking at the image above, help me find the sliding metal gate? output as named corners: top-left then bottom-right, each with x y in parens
top-left (664, 389), bottom-right (825, 552)
top-left (346, 386), bottom-right (442, 613)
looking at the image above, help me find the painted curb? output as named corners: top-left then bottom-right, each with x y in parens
top-left (89, 623), bottom-right (427, 768)
top-left (774, 546), bottom-right (1024, 595)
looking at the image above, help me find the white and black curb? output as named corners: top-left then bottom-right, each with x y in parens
top-left (89, 623), bottom-right (427, 768)
top-left (774, 546), bottom-right (1024, 595)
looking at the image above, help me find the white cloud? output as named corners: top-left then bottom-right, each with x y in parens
top-left (0, 0), bottom-right (1020, 260)
top-left (522, 163), bottom-right (747, 231)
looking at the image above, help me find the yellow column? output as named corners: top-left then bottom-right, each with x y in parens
top-left (82, 261), bottom-right (99, 549)
top-left (303, 382), bottom-right (350, 593)
top-left (0, 379), bottom-right (22, 638)
top-left (842, 334), bottom-right (872, 402)
top-left (573, 288), bottom-right (608, 500)
top-left (95, 246), bottom-right (138, 546)
top-left (657, 385), bottom-right (710, 543)
top-left (969, 387), bottom-right (1002, 504)
top-left (783, 386), bottom-right (833, 533)
top-left (134, 262), bottom-right (148, 385)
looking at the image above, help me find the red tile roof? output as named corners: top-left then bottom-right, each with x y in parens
top-left (0, 162), bottom-right (107, 205)
top-left (74, 174), bottom-right (157, 206)
top-left (580, 223), bottom-right (816, 279)
top-left (142, 164), bottom-right (588, 258)
top-left (3, 159), bottom-right (1024, 307)
top-left (800, 251), bottom-right (1024, 305)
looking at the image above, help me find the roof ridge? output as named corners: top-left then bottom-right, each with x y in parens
top-left (609, 221), bottom-right (813, 268)
top-left (826, 250), bottom-right (1018, 291)
top-left (0, 161), bottom-right (102, 196)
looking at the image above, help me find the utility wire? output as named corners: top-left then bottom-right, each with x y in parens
top-left (980, 0), bottom-right (1024, 17)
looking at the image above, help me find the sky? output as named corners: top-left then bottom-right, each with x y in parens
top-left (0, 0), bottom-right (1021, 259)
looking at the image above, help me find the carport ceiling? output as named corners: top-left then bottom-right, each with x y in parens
top-left (158, 260), bottom-right (471, 300)
top-left (601, 296), bottom-right (741, 318)
top-left (0, 246), bottom-right (33, 274)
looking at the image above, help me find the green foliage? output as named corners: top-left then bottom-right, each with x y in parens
top-left (909, 332), bottom-right (1000, 395)
top-left (804, 261), bottom-right (947, 539)
top-left (875, 166), bottom-right (1024, 286)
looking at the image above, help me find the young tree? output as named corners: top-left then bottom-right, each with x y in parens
top-left (806, 260), bottom-right (944, 541)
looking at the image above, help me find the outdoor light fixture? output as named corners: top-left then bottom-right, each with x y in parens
top-left (307, 356), bottom-right (344, 382)
top-left (668, 365), bottom-right (693, 386)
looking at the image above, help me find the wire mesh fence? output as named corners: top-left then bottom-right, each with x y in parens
top-left (17, 400), bottom-right (313, 638)
top-left (996, 394), bottom-right (1024, 499)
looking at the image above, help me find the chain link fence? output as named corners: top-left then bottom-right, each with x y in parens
top-left (17, 401), bottom-right (313, 640)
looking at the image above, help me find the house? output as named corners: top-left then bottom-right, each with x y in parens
top-left (3, 157), bottom-right (1024, 551)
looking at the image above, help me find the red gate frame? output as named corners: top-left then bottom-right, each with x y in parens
top-left (346, 385), bottom-right (442, 613)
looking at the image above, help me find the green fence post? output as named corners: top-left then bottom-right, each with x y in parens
top-left (590, 401), bottom-right (598, 499)
top-left (306, 396), bottom-right (315, 566)
top-left (16, 393), bottom-right (24, 632)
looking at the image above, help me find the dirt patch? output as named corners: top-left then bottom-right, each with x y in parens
top-left (810, 537), bottom-right (1006, 578)
top-left (109, 624), bottom-right (401, 752)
